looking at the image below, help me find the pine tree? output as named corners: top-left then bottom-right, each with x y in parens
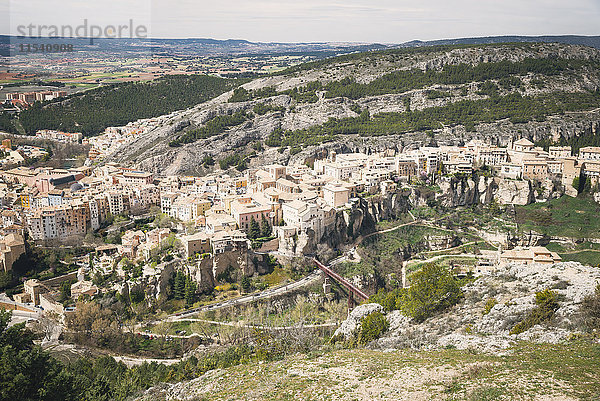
top-left (174, 272), bottom-right (186, 300)
top-left (260, 214), bottom-right (271, 238)
top-left (248, 216), bottom-right (260, 239)
top-left (184, 278), bottom-right (196, 307)
top-left (240, 275), bottom-right (251, 293)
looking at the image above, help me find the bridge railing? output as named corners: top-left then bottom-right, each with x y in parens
top-left (313, 258), bottom-right (368, 301)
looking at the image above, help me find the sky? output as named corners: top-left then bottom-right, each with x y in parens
top-left (2, 0), bottom-right (600, 43)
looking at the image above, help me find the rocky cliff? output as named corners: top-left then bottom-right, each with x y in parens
top-left (436, 175), bottom-right (538, 207)
top-left (337, 261), bottom-right (600, 353)
top-left (103, 43), bottom-right (600, 176)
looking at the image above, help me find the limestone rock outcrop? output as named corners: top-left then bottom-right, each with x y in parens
top-left (373, 261), bottom-right (600, 353)
top-left (333, 303), bottom-right (384, 341)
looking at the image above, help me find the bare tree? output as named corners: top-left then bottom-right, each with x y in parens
top-left (31, 312), bottom-right (59, 342)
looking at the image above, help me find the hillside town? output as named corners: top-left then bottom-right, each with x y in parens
top-left (0, 133), bottom-right (597, 317)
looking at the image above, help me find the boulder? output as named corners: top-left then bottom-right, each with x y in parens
top-left (333, 303), bottom-right (383, 340)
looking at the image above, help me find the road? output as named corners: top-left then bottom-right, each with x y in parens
top-left (6, 309), bottom-right (41, 326)
top-left (409, 253), bottom-right (482, 266)
top-left (178, 318), bottom-right (339, 331)
top-left (161, 270), bottom-right (323, 322)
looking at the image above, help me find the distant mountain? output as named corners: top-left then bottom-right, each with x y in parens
top-left (2, 34), bottom-right (599, 58)
top-left (0, 35), bottom-right (388, 58)
top-left (400, 35), bottom-right (600, 50)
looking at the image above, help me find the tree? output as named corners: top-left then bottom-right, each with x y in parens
top-left (581, 284), bottom-right (600, 332)
top-left (240, 275), bottom-right (252, 293)
top-left (0, 271), bottom-right (13, 290)
top-left (401, 263), bottom-right (462, 322)
top-left (184, 278), bottom-right (197, 307)
top-left (0, 309), bottom-right (78, 401)
top-left (260, 215), bottom-right (271, 238)
top-left (173, 272), bottom-right (186, 300)
top-left (248, 216), bottom-right (260, 240)
top-left (202, 155), bottom-right (215, 167)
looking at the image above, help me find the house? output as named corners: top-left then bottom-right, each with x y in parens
top-left (205, 209), bottom-right (238, 233)
top-left (0, 233), bottom-right (25, 272)
top-left (549, 146), bottom-right (571, 159)
top-left (322, 184), bottom-right (350, 208)
top-left (281, 200), bottom-right (326, 238)
top-left (396, 159), bottom-right (417, 178)
top-left (181, 232), bottom-right (211, 258)
top-left (499, 246), bottom-right (562, 266)
top-left (475, 146), bottom-right (508, 166)
top-left (210, 230), bottom-right (248, 254)
top-left (512, 138), bottom-right (535, 152)
top-left (230, 197), bottom-right (272, 232)
top-left (522, 159), bottom-right (549, 180)
top-left (579, 146), bottom-right (600, 161)
top-left (71, 280), bottom-right (98, 300)
top-left (444, 161), bottom-right (473, 175)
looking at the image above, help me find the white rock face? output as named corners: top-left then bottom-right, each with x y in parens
top-left (495, 179), bottom-right (533, 205)
top-left (333, 303), bottom-right (383, 340)
top-left (371, 262), bottom-right (600, 354)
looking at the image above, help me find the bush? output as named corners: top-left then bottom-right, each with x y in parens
top-left (358, 312), bottom-right (389, 345)
top-left (368, 263), bottom-right (463, 322)
top-left (401, 264), bottom-right (462, 322)
top-left (483, 298), bottom-right (497, 315)
top-left (510, 289), bottom-right (559, 335)
top-left (370, 288), bottom-right (404, 312)
top-left (580, 284), bottom-right (600, 332)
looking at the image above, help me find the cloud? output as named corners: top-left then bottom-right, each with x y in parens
top-left (4, 0), bottom-right (600, 42)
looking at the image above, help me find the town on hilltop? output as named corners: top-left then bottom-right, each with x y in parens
top-left (0, 131), bottom-right (597, 317)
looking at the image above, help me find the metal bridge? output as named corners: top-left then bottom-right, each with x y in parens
top-left (313, 258), bottom-right (369, 308)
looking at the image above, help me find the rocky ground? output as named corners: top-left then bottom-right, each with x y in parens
top-left (134, 341), bottom-right (599, 400)
top-left (357, 261), bottom-right (600, 354)
top-left (133, 261), bottom-right (600, 400)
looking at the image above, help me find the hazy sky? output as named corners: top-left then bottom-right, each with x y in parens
top-left (3, 0), bottom-right (600, 43)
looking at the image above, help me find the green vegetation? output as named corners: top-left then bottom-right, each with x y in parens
top-left (516, 195), bottom-right (600, 238)
top-left (357, 312), bottom-right (389, 344)
top-left (580, 284), bottom-right (600, 332)
top-left (322, 57), bottom-right (591, 100)
top-left (218, 152), bottom-right (249, 171)
top-left (510, 289), bottom-right (559, 335)
top-left (0, 308), bottom-right (324, 401)
top-left (252, 102), bottom-right (286, 115)
top-left (171, 271), bottom-right (197, 307)
top-left (0, 112), bottom-right (18, 134)
top-left (11, 75), bottom-right (241, 136)
top-left (229, 81), bottom-right (322, 103)
top-left (560, 250), bottom-right (600, 266)
top-left (124, 341), bottom-right (600, 400)
top-left (0, 243), bottom-right (90, 295)
top-left (169, 110), bottom-right (250, 147)
top-left (338, 224), bottom-right (477, 289)
top-left (537, 122), bottom-right (600, 153)
top-left (399, 264), bottom-right (463, 322)
top-left (264, 90), bottom-right (600, 148)
top-left (370, 264), bottom-right (462, 322)
top-left (234, 57), bottom-right (596, 105)
top-left (483, 298), bottom-right (498, 315)
top-left (426, 89), bottom-right (453, 99)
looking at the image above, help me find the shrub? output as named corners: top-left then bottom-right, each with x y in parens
top-left (358, 312), bottom-right (389, 345)
top-left (370, 288), bottom-right (404, 312)
top-left (510, 289), bottom-right (559, 335)
top-left (580, 284), bottom-right (600, 332)
top-left (483, 298), bottom-right (497, 315)
top-left (401, 263), bottom-right (462, 322)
